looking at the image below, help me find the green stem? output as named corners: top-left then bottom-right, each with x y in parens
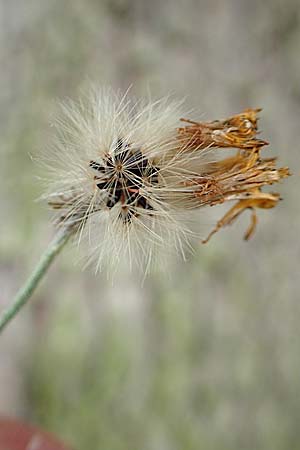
top-left (0, 226), bottom-right (73, 333)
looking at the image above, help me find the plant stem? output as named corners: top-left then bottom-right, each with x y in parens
top-left (0, 226), bottom-right (73, 334)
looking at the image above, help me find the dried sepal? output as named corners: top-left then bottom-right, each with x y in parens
top-left (178, 108), bottom-right (267, 150)
top-left (202, 192), bottom-right (280, 243)
top-left (178, 109), bottom-right (290, 242)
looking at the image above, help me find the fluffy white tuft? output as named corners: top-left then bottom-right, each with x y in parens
top-left (43, 88), bottom-right (207, 274)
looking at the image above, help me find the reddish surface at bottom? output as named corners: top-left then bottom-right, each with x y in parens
top-left (0, 417), bottom-right (72, 450)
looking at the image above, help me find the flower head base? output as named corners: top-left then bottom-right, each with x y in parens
top-left (44, 89), bottom-right (290, 273)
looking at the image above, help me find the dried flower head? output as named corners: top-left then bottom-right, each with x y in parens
top-left (43, 88), bottom-right (290, 273)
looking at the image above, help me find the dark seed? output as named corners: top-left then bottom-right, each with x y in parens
top-left (90, 160), bottom-right (105, 172)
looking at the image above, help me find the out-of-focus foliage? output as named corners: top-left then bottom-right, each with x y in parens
top-left (0, 1), bottom-right (299, 449)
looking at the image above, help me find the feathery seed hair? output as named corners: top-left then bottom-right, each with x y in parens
top-left (43, 88), bottom-right (290, 273)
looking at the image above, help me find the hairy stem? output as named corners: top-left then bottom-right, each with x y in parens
top-left (0, 226), bottom-right (73, 334)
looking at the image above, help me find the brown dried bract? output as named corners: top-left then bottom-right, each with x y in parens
top-left (178, 108), bottom-right (268, 150)
top-left (178, 109), bottom-right (290, 242)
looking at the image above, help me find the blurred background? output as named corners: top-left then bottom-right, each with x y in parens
top-left (0, 0), bottom-right (299, 449)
